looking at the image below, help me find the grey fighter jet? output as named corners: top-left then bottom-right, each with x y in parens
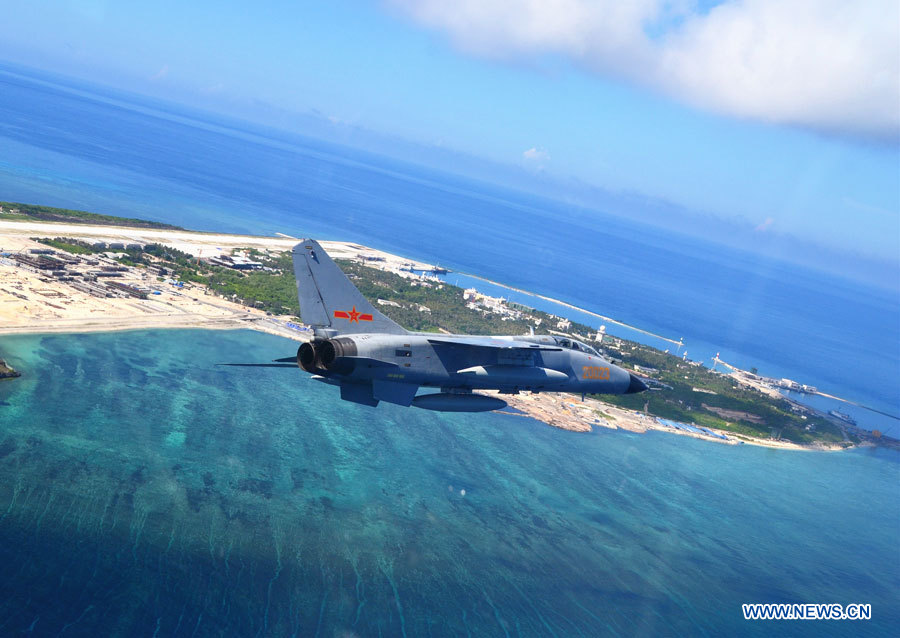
top-left (229, 240), bottom-right (646, 412)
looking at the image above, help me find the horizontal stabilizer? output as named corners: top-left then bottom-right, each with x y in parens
top-left (311, 375), bottom-right (341, 386)
top-left (373, 379), bottom-right (419, 406)
top-left (340, 381), bottom-right (379, 407)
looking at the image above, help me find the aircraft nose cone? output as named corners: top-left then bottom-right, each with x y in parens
top-left (625, 373), bottom-right (648, 394)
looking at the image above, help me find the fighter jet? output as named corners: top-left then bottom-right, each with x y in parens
top-left (227, 240), bottom-right (646, 412)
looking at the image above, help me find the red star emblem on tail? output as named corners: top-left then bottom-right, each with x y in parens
top-left (333, 306), bottom-right (373, 323)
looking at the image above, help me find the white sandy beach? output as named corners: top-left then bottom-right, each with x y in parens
top-left (0, 220), bottom-right (438, 269)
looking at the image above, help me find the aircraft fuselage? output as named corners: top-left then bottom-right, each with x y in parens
top-left (298, 332), bottom-right (645, 408)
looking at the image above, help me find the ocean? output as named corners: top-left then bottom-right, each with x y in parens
top-left (0, 65), bottom-right (897, 434)
top-left (0, 64), bottom-right (898, 635)
top-left (0, 330), bottom-right (897, 636)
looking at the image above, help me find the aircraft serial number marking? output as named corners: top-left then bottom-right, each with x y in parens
top-left (583, 366), bottom-right (610, 380)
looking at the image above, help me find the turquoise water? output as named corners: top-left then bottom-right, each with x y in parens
top-left (0, 330), bottom-right (896, 636)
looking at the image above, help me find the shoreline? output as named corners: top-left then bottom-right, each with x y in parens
top-left (454, 271), bottom-right (683, 346)
top-left (0, 219), bottom-right (870, 451)
top-left (0, 319), bottom-right (850, 452)
top-left (496, 390), bottom-right (850, 452)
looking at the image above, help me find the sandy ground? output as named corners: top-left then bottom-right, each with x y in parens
top-left (0, 221), bottom-right (440, 270)
top-left (0, 231), bottom-right (316, 343)
top-left (0, 222), bottom-right (443, 340)
top-left (0, 264), bottom-right (247, 333)
top-left (498, 391), bottom-right (829, 450)
top-left (1, 221), bottom-right (836, 451)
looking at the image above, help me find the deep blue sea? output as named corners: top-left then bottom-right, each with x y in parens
top-left (0, 330), bottom-right (897, 636)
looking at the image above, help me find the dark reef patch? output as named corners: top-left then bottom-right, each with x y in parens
top-left (236, 477), bottom-right (274, 499)
top-left (0, 329), bottom-right (895, 636)
top-left (0, 436), bottom-right (16, 459)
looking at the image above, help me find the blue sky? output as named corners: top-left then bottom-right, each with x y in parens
top-left (0, 1), bottom-right (897, 264)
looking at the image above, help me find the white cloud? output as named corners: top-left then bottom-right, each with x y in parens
top-left (755, 216), bottom-right (774, 232)
top-left (389, 0), bottom-right (899, 142)
top-left (523, 146), bottom-right (549, 162)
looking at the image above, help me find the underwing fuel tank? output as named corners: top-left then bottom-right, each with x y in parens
top-left (411, 393), bottom-right (508, 412)
top-left (456, 365), bottom-right (568, 385)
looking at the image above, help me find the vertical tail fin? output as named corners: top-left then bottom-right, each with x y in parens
top-left (292, 240), bottom-right (408, 335)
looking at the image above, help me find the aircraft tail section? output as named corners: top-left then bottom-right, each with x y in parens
top-left (292, 240), bottom-right (408, 335)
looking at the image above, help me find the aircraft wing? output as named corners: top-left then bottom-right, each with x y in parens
top-left (426, 336), bottom-right (561, 351)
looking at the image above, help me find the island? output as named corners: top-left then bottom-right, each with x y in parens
top-left (0, 358), bottom-right (20, 380)
top-left (1, 201), bottom-right (893, 450)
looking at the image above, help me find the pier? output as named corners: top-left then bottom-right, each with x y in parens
top-left (454, 272), bottom-right (684, 346)
top-left (712, 354), bottom-right (899, 440)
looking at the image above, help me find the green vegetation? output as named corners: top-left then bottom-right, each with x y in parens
top-left (203, 254), bottom-right (298, 315)
top-left (0, 201), bottom-right (182, 229)
top-left (337, 260), bottom-right (538, 334)
top-left (34, 237), bottom-right (95, 255)
top-left (596, 340), bottom-right (848, 444)
top-left (112, 245), bottom-right (299, 315)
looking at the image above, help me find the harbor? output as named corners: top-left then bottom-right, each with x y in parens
top-left (711, 354), bottom-right (897, 443)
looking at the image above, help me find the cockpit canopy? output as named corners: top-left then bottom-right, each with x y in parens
top-left (553, 336), bottom-right (600, 357)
